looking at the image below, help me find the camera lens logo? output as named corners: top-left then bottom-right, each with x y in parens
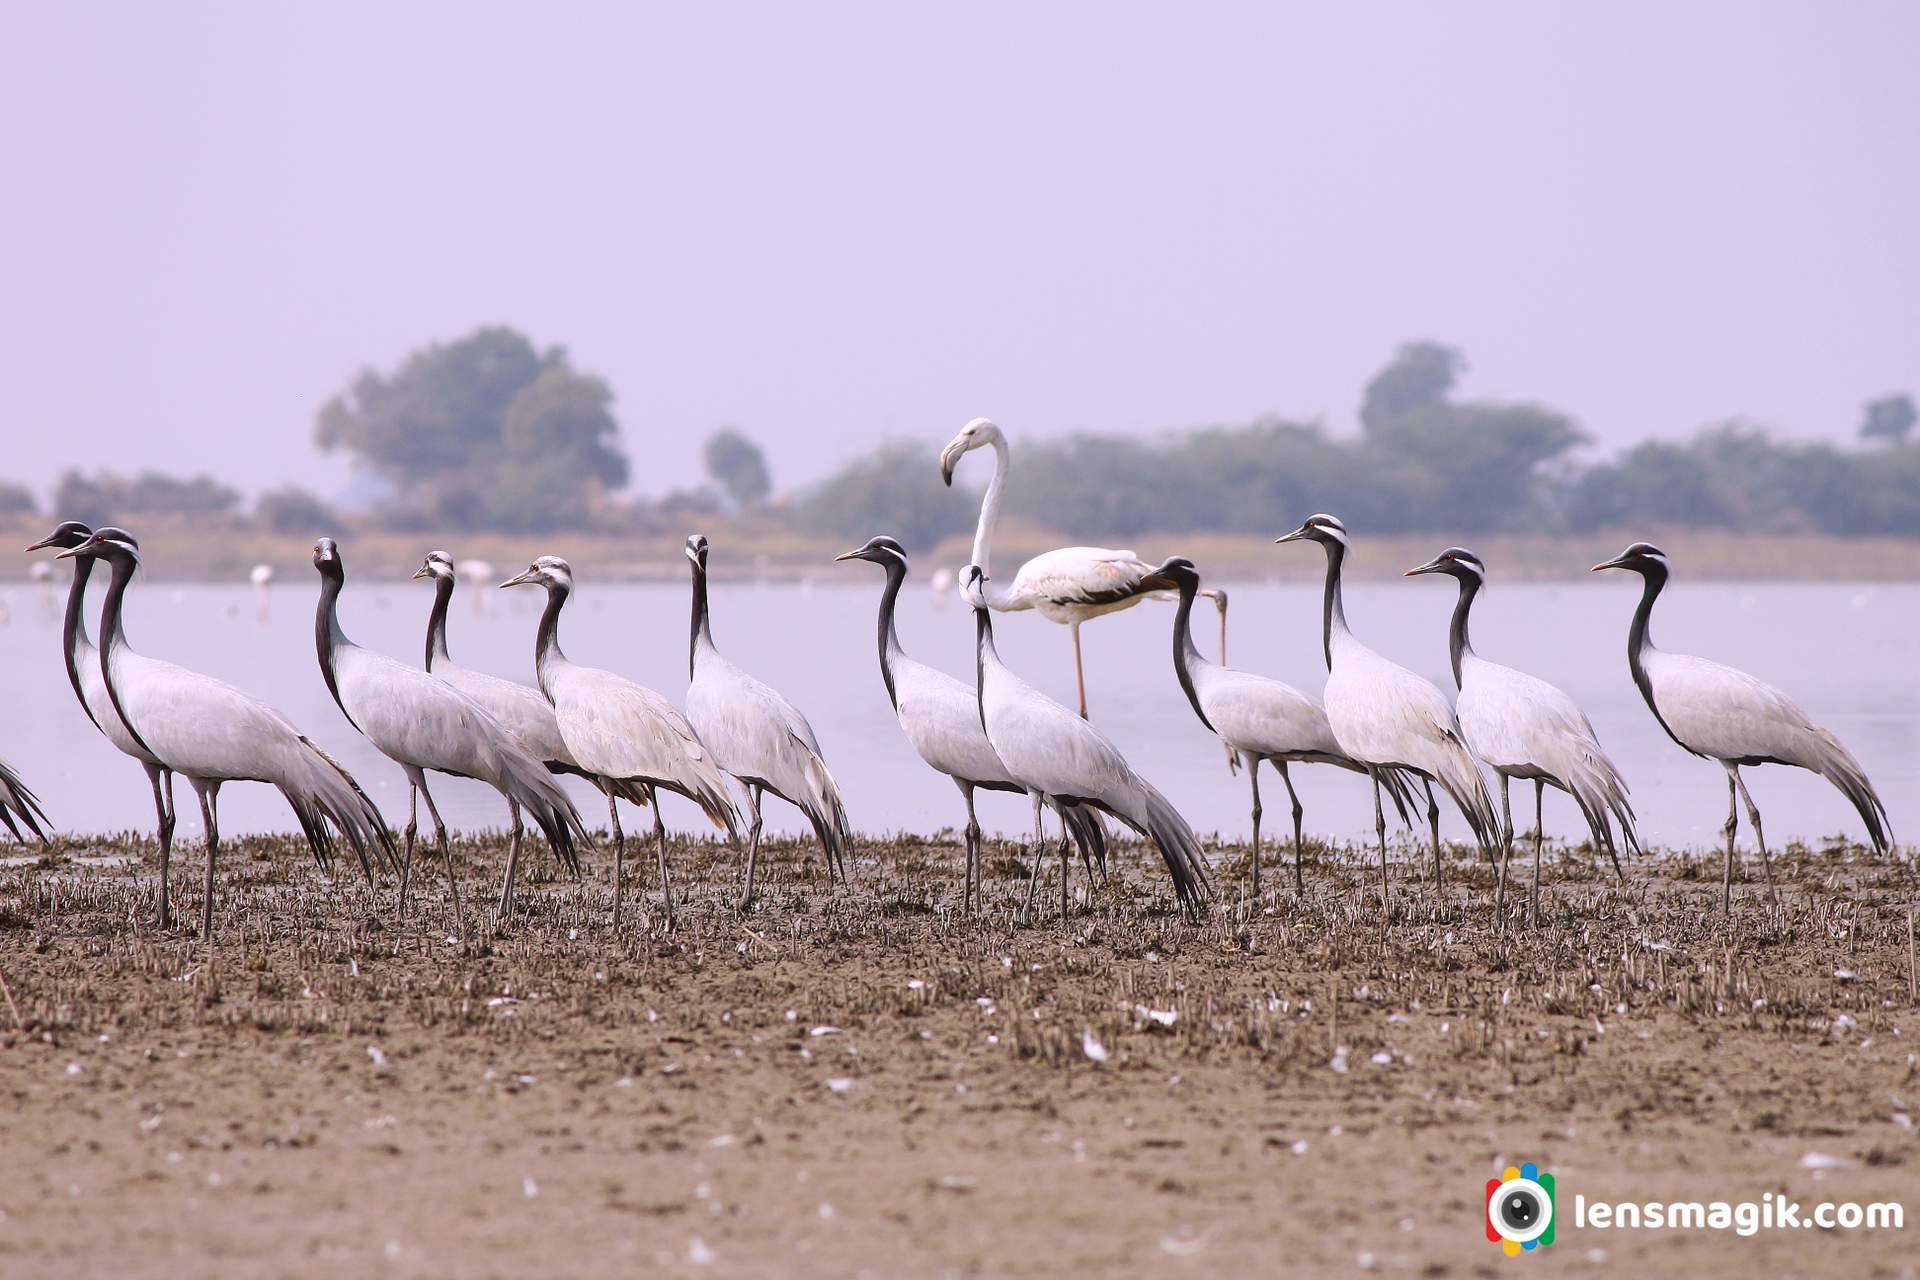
top-left (1485, 1162), bottom-right (1556, 1257)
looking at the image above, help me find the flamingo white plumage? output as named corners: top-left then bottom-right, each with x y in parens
top-left (962, 563), bottom-right (1212, 921)
top-left (835, 535), bottom-right (1107, 913)
top-left (939, 418), bottom-right (1225, 719)
top-left (62, 528), bottom-right (396, 938)
top-left (1275, 515), bottom-right (1502, 915)
top-left (26, 521), bottom-right (174, 904)
top-left (1407, 547), bottom-right (1638, 924)
top-left (499, 555), bottom-right (741, 929)
top-left (1593, 541), bottom-right (1891, 911)
top-left (312, 539), bottom-right (587, 935)
top-left (1157, 556), bottom-right (1415, 896)
top-left (684, 534), bottom-right (852, 912)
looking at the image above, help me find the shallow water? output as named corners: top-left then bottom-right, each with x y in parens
top-left (2, 571), bottom-right (1912, 852)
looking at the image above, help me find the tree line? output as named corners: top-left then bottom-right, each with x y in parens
top-left (12, 328), bottom-right (1916, 547)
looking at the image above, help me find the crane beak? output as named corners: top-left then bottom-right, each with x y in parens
top-left (498, 570), bottom-right (535, 589)
top-left (1404, 559), bottom-right (1444, 577)
top-left (411, 566), bottom-right (432, 580)
top-left (53, 545), bottom-right (85, 561)
top-left (22, 538), bottom-right (57, 553)
top-left (1590, 556), bottom-right (1626, 573)
top-left (832, 549), bottom-right (865, 563)
top-left (1273, 526), bottom-right (1309, 545)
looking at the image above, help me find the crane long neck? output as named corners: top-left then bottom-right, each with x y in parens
top-left (1447, 573), bottom-right (1480, 689)
top-left (1170, 577), bottom-right (1212, 731)
top-left (1319, 539), bottom-right (1351, 670)
top-left (972, 605), bottom-right (998, 733)
top-left (60, 557), bottom-right (101, 730)
top-left (534, 582), bottom-right (569, 694)
top-left (688, 560), bottom-right (714, 677)
top-left (424, 574), bottom-right (453, 670)
top-left (873, 559), bottom-right (906, 710)
top-left (1626, 564), bottom-right (1665, 699)
top-left (96, 552), bottom-right (156, 758)
top-left (968, 436), bottom-right (1011, 579)
top-left (314, 568), bottom-right (353, 724)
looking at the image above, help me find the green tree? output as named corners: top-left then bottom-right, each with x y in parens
top-left (54, 470), bottom-right (240, 527)
top-left (0, 481), bottom-right (37, 516)
top-left (704, 428), bottom-right (773, 509)
top-left (256, 486), bottom-right (341, 535)
top-left (1360, 341), bottom-right (1463, 434)
top-left (791, 442), bottom-right (975, 550)
top-left (314, 326), bottom-right (628, 532)
top-left (1860, 394), bottom-right (1916, 445)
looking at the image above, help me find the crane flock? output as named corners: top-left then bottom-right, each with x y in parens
top-left (4, 423), bottom-right (1899, 938)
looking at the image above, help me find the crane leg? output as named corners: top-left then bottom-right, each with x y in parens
top-left (1278, 761), bottom-right (1305, 897)
top-left (1731, 768), bottom-right (1778, 908)
top-left (147, 765), bottom-right (175, 929)
top-left (413, 774), bottom-right (463, 938)
top-left (1021, 793), bottom-right (1045, 924)
top-left (738, 785), bottom-right (764, 914)
top-left (1071, 622), bottom-right (1089, 720)
top-left (1371, 772), bottom-right (1389, 920)
top-left (399, 784), bottom-right (418, 921)
top-left (604, 783), bottom-right (625, 929)
top-left (1531, 779), bottom-right (1546, 929)
top-left (959, 782), bottom-right (980, 915)
top-left (1423, 779), bottom-right (1444, 896)
top-left (496, 802), bottom-right (523, 928)
top-left (195, 780), bottom-right (221, 941)
top-left (652, 798), bottom-right (675, 929)
top-left (1247, 756), bottom-right (1263, 899)
top-left (1058, 806), bottom-right (1070, 922)
top-left (1719, 769), bottom-right (1744, 912)
top-left (1495, 775), bottom-right (1513, 923)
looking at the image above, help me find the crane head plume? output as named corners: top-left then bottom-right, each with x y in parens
top-left (1591, 542), bottom-right (1668, 575)
top-left (24, 520), bottom-right (92, 553)
top-left (939, 417), bottom-right (1002, 486)
top-left (1274, 513), bottom-right (1349, 547)
top-left (311, 537), bottom-right (344, 579)
top-left (834, 535), bottom-right (909, 569)
top-left (55, 526), bottom-right (139, 563)
top-left (413, 550), bottom-right (455, 582)
top-left (499, 556), bottom-right (571, 591)
top-left (1405, 547), bottom-right (1486, 581)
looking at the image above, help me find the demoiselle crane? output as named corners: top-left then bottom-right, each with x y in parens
top-left (684, 534), bottom-right (852, 912)
top-left (1274, 515), bottom-right (1502, 916)
top-left (26, 521), bottom-right (177, 915)
top-left (1157, 556), bottom-right (1414, 896)
top-left (1407, 547), bottom-right (1638, 925)
top-left (61, 527), bottom-right (396, 938)
top-left (312, 538), bottom-right (587, 935)
top-left (939, 418), bottom-right (1226, 719)
top-left (1593, 541), bottom-right (1891, 911)
top-left (0, 753), bottom-right (49, 843)
top-left (963, 563), bottom-right (1212, 921)
top-left (499, 555), bottom-right (740, 928)
top-left (834, 535), bottom-right (1107, 913)
top-left (415, 550), bottom-right (643, 921)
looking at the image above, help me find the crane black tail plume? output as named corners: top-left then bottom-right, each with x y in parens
top-left (1122, 778), bottom-right (1212, 916)
top-left (0, 758), bottom-right (51, 846)
top-left (285, 736), bottom-right (396, 885)
top-left (1807, 729), bottom-right (1893, 854)
top-left (1062, 804), bottom-right (1108, 878)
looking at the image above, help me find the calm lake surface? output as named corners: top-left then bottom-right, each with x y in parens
top-left (3, 572), bottom-right (1913, 853)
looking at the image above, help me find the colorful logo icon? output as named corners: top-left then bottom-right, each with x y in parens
top-left (1486, 1162), bottom-right (1556, 1256)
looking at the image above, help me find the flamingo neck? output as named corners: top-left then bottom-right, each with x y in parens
top-left (969, 436), bottom-right (1011, 582)
top-left (424, 574), bottom-right (453, 670)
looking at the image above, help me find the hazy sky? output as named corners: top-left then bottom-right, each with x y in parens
top-left (4, 1), bottom-right (1916, 503)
